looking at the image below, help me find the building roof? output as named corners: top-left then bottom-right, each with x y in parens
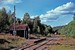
top-left (10, 24), bottom-right (28, 30)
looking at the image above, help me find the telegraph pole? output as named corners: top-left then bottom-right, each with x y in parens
top-left (13, 5), bottom-right (16, 36)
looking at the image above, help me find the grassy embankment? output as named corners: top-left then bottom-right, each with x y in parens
top-left (50, 35), bottom-right (75, 50)
top-left (0, 33), bottom-right (26, 50)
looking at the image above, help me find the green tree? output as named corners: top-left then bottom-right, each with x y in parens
top-left (16, 18), bottom-right (21, 24)
top-left (8, 10), bottom-right (14, 25)
top-left (22, 13), bottom-right (30, 24)
top-left (22, 13), bottom-right (33, 34)
top-left (0, 8), bottom-right (9, 32)
top-left (39, 24), bottom-right (45, 34)
top-left (33, 16), bottom-right (41, 33)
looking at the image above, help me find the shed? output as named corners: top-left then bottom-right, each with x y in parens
top-left (10, 24), bottom-right (29, 39)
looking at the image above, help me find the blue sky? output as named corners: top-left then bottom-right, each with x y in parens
top-left (0, 0), bottom-right (75, 27)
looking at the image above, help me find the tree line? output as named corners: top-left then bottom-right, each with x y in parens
top-left (0, 7), bottom-right (54, 36)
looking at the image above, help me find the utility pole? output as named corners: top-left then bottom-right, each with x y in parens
top-left (13, 5), bottom-right (16, 36)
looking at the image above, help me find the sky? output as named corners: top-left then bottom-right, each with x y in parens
top-left (0, 0), bottom-right (75, 27)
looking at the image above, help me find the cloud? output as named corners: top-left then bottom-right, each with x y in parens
top-left (3, 0), bottom-right (22, 4)
top-left (40, 2), bottom-right (75, 18)
top-left (31, 2), bottom-right (75, 23)
top-left (0, 0), bottom-right (22, 11)
top-left (31, 15), bottom-right (38, 19)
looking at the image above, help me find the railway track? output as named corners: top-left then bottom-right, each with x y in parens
top-left (24, 38), bottom-right (59, 50)
top-left (11, 35), bottom-right (61, 50)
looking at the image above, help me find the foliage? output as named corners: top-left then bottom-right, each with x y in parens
top-left (22, 13), bottom-right (34, 34)
top-left (0, 8), bottom-right (9, 32)
top-left (33, 16), bottom-right (41, 33)
top-left (8, 12), bottom-right (14, 25)
top-left (0, 7), bottom-right (53, 35)
top-left (59, 20), bottom-right (75, 38)
top-left (0, 34), bottom-right (26, 50)
top-left (21, 13), bottom-right (53, 35)
top-left (53, 25), bottom-right (66, 32)
top-left (22, 13), bottom-right (30, 24)
top-left (16, 18), bottom-right (22, 24)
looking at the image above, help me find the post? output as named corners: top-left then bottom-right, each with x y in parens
top-left (13, 5), bottom-right (16, 36)
top-left (26, 27), bottom-right (28, 39)
top-left (24, 30), bottom-right (25, 38)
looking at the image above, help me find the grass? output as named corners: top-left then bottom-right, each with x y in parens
top-left (49, 35), bottom-right (75, 50)
top-left (50, 45), bottom-right (75, 50)
top-left (0, 33), bottom-right (26, 49)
